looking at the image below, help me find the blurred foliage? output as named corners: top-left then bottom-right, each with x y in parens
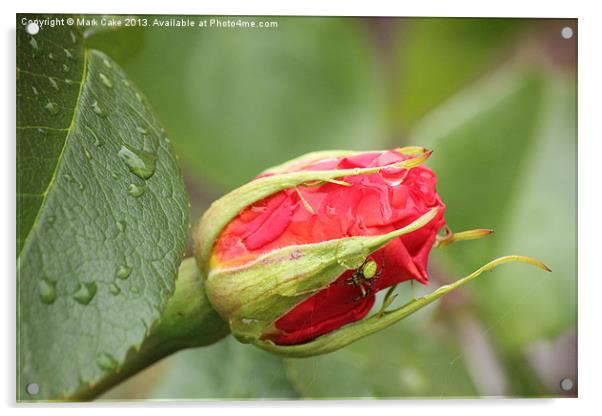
top-left (392, 18), bottom-right (522, 132)
top-left (109, 17), bottom-right (388, 190)
top-left (93, 16), bottom-right (576, 399)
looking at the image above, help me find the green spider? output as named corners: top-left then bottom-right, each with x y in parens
top-left (344, 257), bottom-right (384, 301)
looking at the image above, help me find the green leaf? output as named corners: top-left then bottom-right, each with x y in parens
top-left (284, 317), bottom-right (476, 398)
top-left (17, 15), bottom-right (188, 401)
top-left (103, 336), bottom-right (298, 400)
top-left (116, 16), bottom-right (388, 190)
top-left (413, 67), bottom-right (576, 357)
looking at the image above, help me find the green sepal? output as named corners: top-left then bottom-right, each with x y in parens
top-left (253, 255), bottom-right (551, 357)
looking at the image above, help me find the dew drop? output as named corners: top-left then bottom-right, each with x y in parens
top-left (117, 265), bottom-right (132, 280)
top-left (122, 79), bottom-right (130, 87)
top-left (29, 36), bottom-right (38, 50)
top-left (85, 126), bottom-right (104, 147)
top-left (62, 64), bottom-right (69, 73)
top-left (32, 86), bottom-right (38, 96)
top-left (97, 352), bottom-right (118, 371)
top-left (109, 282), bottom-right (121, 295)
top-left (49, 77), bottom-right (59, 91)
top-left (135, 126), bottom-right (148, 135)
top-left (135, 92), bottom-right (143, 102)
top-left (103, 58), bottom-right (112, 69)
top-left (65, 78), bottom-right (74, 85)
top-left (111, 172), bottom-right (120, 180)
top-left (64, 48), bottom-right (74, 59)
top-left (48, 52), bottom-right (55, 60)
top-left (127, 183), bottom-right (145, 198)
top-left (118, 145), bottom-right (157, 180)
top-left (63, 174), bottom-right (74, 182)
top-left (39, 278), bottom-right (57, 304)
top-left (84, 148), bottom-right (92, 160)
top-left (70, 30), bottom-right (77, 44)
top-left (37, 128), bottom-right (44, 134)
top-left (130, 285), bottom-right (140, 294)
top-left (116, 220), bottom-right (126, 232)
top-left (99, 73), bottom-right (113, 89)
top-left (47, 215), bottom-right (56, 224)
top-left (72, 282), bottom-right (97, 305)
top-left (91, 100), bottom-right (105, 117)
top-left (164, 137), bottom-right (171, 144)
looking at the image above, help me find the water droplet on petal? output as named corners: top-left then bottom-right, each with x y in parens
top-left (116, 220), bottom-right (126, 232)
top-left (72, 282), bottom-right (97, 305)
top-left (109, 282), bottom-right (121, 295)
top-left (91, 100), bottom-right (105, 117)
top-left (118, 145), bottom-right (157, 180)
top-left (39, 278), bottom-right (57, 304)
top-left (97, 352), bottom-right (118, 371)
top-left (127, 183), bottom-right (145, 197)
top-left (99, 73), bottom-right (113, 89)
top-left (117, 265), bottom-right (132, 280)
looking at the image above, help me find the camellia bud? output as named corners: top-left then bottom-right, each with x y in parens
top-left (194, 148), bottom-right (550, 356)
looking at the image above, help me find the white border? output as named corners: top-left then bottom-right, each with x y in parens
top-left (2, 0), bottom-right (600, 414)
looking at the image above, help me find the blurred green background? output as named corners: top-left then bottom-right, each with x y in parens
top-left (92, 16), bottom-right (576, 399)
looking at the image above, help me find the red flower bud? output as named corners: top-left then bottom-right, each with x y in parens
top-left (208, 149), bottom-right (446, 345)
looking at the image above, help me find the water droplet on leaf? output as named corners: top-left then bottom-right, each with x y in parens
top-left (64, 48), bottom-right (74, 59)
top-left (70, 30), bottom-right (77, 44)
top-left (29, 37), bottom-right (38, 50)
top-left (91, 101), bottom-right (105, 117)
top-left (62, 64), bottom-right (69, 73)
top-left (103, 58), bottom-right (112, 68)
top-left (99, 73), bottom-right (113, 89)
top-left (85, 126), bottom-right (104, 147)
top-left (72, 282), bottom-right (97, 305)
top-left (39, 278), bottom-right (57, 304)
top-left (117, 265), bottom-right (132, 280)
top-left (97, 352), bottom-right (118, 371)
top-left (128, 183), bottom-right (145, 198)
top-left (49, 77), bottom-right (59, 91)
top-left (109, 282), bottom-right (121, 295)
top-left (84, 149), bottom-right (92, 160)
top-left (116, 220), bottom-right (126, 232)
top-left (135, 126), bottom-right (148, 135)
top-left (45, 101), bottom-right (59, 115)
top-left (118, 145), bottom-right (157, 180)
top-left (32, 86), bottom-right (38, 96)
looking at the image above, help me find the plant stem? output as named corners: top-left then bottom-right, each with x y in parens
top-left (74, 258), bottom-right (230, 400)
